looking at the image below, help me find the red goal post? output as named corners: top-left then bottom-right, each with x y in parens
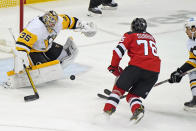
top-left (0, 0), bottom-right (24, 32)
top-left (20, 0), bottom-right (24, 33)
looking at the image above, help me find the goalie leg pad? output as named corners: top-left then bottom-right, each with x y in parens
top-left (60, 37), bottom-right (78, 68)
top-left (6, 60), bottom-right (64, 88)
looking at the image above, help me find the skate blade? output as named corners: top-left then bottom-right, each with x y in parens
top-left (130, 113), bottom-right (144, 124)
top-left (184, 106), bottom-right (196, 112)
top-left (87, 11), bottom-right (102, 17)
top-left (101, 6), bottom-right (117, 10)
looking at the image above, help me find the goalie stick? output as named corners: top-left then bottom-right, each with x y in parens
top-left (23, 65), bottom-right (39, 102)
top-left (97, 67), bottom-right (196, 100)
top-left (8, 28), bottom-right (39, 102)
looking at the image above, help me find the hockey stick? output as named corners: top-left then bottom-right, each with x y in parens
top-left (23, 65), bottom-right (39, 102)
top-left (97, 89), bottom-right (126, 100)
top-left (98, 67), bottom-right (196, 100)
top-left (97, 93), bottom-right (109, 100)
top-left (8, 28), bottom-right (39, 101)
top-left (0, 30), bottom-right (15, 53)
top-left (0, 43), bottom-right (13, 53)
top-left (154, 67), bottom-right (196, 87)
top-left (104, 89), bottom-right (126, 99)
top-left (0, 43), bottom-right (39, 101)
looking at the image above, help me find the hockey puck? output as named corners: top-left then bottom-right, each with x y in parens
top-left (70, 75), bottom-right (75, 80)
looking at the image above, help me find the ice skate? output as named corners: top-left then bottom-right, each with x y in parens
top-left (130, 106), bottom-right (144, 124)
top-left (87, 7), bottom-right (102, 17)
top-left (104, 107), bottom-right (116, 116)
top-left (96, 107), bottom-right (116, 122)
top-left (184, 96), bottom-right (196, 112)
top-left (101, 1), bottom-right (118, 10)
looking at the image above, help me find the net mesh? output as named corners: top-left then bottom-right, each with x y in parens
top-left (0, 0), bottom-right (19, 8)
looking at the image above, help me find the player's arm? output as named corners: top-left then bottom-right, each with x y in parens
top-left (59, 14), bottom-right (78, 29)
top-left (108, 34), bottom-right (129, 76)
top-left (179, 47), bottom-right (196, 73)
top-left (16, 28), bottom-right (37, 53)
top-left (185, 46), bottom-right (196, 69)
top-left (169, 49), bottom-right (196, 83)
top-left (59, 14), bottom-right (96, 37)
top-left (14, 29), bottom-right (37, 73)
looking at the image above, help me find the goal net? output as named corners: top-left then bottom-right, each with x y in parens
top-left (0, 0), bottom-right (18, 8)
top-left (0, 0), bottom-right (62, 50)
top-left (0, 0), bottom-right (23, 55)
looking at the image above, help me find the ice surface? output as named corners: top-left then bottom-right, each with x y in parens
top-left (0, 0), bottom-right (196, 130)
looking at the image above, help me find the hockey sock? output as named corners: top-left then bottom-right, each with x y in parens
top-left (103, 85), bottom-right (125, 112)
top-left (126, 93), bottom-right (143, 114)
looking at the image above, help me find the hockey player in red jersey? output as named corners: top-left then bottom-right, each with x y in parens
top-left (103, 18), bottom-right (161, 123)
top-left (168, 17), bottom-right (196, 111)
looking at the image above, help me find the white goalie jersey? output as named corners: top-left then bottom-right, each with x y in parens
top-left (16, 14), bottom-right (78, 53)
top-left (0, 11), bottom-right (96, 88)
top-left (3, 13), bottom-right (79, 88)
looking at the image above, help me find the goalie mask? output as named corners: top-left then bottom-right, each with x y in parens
top-left (131, 18), bottom-right (147, 33)
top-left (42, 10), bottom-right (58, 33)
top-left (185, 17), bottom-right (196, 40)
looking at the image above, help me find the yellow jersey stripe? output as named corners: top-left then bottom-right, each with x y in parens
top-left (186, 61), bottom-right (196, 68)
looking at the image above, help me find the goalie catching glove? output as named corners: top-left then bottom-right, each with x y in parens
top-left (76, 20), bottom-right (97, 37)
top-left (14, 50), bottom-right (30, 73)
top-left (108, 65), bottom-right (123, 77)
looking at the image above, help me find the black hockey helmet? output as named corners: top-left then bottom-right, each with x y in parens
top-left (131, 18), bottom-right (147, 32)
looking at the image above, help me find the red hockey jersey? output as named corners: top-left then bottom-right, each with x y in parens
top-left (111, 31), bottom-right (161, 73)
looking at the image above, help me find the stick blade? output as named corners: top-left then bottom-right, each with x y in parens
top-left (24, 93), bottom-right (39, 102)
top-left (97, 93), bottom-right (109, 100)
top-left (104, 89), bottom-right (112, 95)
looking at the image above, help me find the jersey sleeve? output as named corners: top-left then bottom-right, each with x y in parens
top-left (178, 47), bottom-right (196, 72)
top-left (59, 14), bottom-right (78, 29)
top-left (16, 28), bottom-right (38, 53)
top-left (181, 47), bottom-right (196, 69)
top-left (111, 33), bottom-right (129, 67)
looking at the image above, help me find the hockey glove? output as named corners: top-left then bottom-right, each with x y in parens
top-left (168, 68), bottom-right (183, 83)
top-left (108, 65), bottom-right (123, 77)
top-left (14, 50), bottom-right (30, 73)
top-left (76, 20), bottom-right (97, 37)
